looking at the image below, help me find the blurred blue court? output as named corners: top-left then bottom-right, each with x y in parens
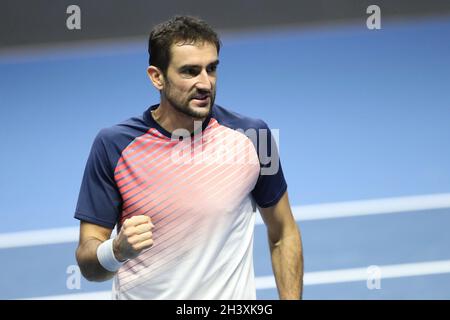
top-left (0, 17), bottom-right (449, 299)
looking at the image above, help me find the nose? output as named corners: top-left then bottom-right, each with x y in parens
top-left (196, 69), bottom-right (212, 91)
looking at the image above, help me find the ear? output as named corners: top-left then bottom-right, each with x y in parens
top-left (147, 66), bottom-right (164, 90)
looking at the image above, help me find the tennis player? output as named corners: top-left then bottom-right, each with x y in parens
top-left (74, 15), bottom-right (303, 299)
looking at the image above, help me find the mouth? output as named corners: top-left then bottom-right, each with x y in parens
top-left (191, 93), bottom-right (210, 101)
top-left (191, 93), bottom-right (211, 106)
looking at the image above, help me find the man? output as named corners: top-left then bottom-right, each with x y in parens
top-left (75, 15), bottom-right (303, 300)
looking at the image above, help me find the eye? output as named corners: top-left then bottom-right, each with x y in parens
top-left (181, 67), bottom-right (200, 77)
top-left (207, 64), bottom-right (217, 73)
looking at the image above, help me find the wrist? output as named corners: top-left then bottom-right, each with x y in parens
top-left (112, 238), bottom-right (126, 262)
top-left (97, 238), bottom-right (125, 272)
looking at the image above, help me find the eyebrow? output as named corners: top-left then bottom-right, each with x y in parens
top-left (178, 60), bottom-right (220, 71)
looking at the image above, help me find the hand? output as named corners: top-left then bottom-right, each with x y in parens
top-left (113, 215), bottom-right (154, 261)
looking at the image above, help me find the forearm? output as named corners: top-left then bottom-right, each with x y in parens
top-left (76, 238), bottom-right (117, 282)
top-left (270, 229), bottom-right (304, 300)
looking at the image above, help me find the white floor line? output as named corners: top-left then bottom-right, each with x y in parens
top-left (2, 193), bottom-right (450, 249)
top-left (0, 227), bottom-right (116, 249)
top-left (26, 259), bottom-right (450, 300)
top-left (255, 259), bottom-right (450, 289)
top-left (0, 227), bottom-right (80, 249)
top-left (255, 192), bottom-right (450, 224)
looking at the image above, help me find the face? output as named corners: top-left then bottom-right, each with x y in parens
top-left (162, 41), bottom-right (219, 119)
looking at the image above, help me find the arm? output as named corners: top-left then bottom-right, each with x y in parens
top-left (76, 216), bottom-right (154, 282)
top-left (75, 221), bottom-right (115, 282)
top-left (258, 191), bottom-right (304, 299)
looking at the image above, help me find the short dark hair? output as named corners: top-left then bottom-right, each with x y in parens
top-left (148, 15), bottom-right (221, 74)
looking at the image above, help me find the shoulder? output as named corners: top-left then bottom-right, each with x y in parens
top-left (211, 104), bottom-right (270, 132)
top-left (94, 114), bottom-right (150, 150)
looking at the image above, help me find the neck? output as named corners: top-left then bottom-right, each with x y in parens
top-left (152, 100), bottom-right (207, 134)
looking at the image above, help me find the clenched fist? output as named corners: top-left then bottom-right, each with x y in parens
top-left (113, 215), bottom-right (154, 262)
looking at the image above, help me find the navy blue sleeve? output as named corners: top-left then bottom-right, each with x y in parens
top-left (74, 130), bottom-right (122, 229)
top-left (251, 120), bottom-right (287, 208)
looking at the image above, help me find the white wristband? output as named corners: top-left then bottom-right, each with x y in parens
top-left (97, 238), bottom-right (124, 272)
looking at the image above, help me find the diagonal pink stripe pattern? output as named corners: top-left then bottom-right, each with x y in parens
top-left (112, 118), bottom-right (261, 299)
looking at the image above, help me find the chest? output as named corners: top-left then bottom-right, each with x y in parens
top-left (115, 129), bottom-right (260, 224)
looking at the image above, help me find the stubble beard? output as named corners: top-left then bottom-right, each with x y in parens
top-left (163, 78), bottom-right (216, 119)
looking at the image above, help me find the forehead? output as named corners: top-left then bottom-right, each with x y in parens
top-left (169, 41), bottom-right (218, 67)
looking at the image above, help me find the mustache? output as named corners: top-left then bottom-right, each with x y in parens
top-left (190, 89), bottom-right (214, 100)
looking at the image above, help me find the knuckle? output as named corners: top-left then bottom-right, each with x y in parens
top-left (130, 216), bottom-right (140, 224)
top-left (123, 229), bottom-right (132, 237)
